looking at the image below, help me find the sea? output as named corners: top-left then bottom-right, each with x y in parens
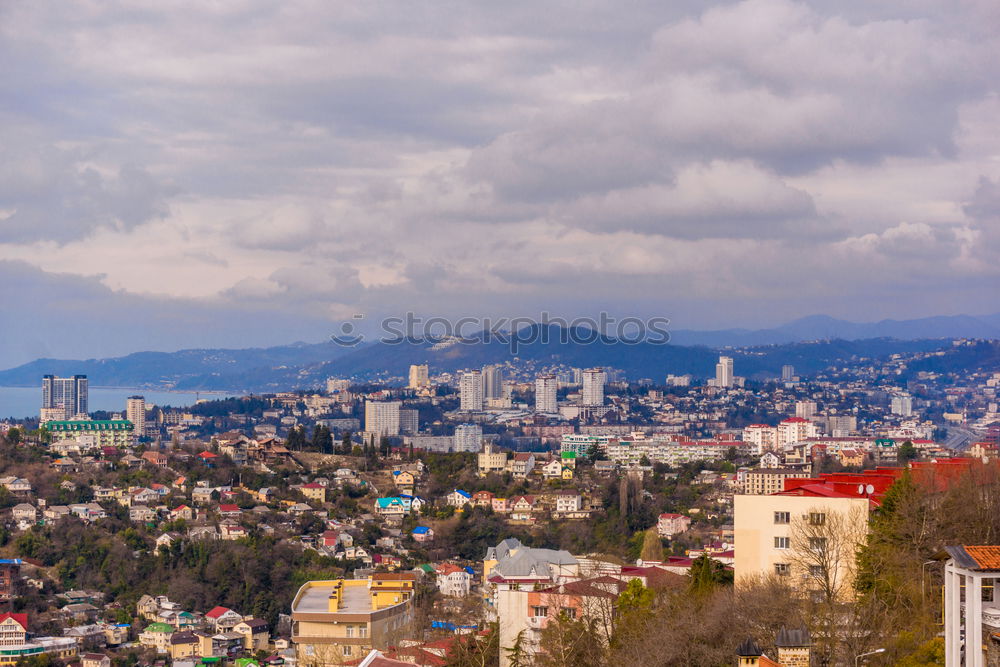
top-left (0, 386), bottom-right (242, 420)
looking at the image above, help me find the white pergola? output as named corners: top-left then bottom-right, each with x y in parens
top-left (945, 546), bottom-right (1000, 667)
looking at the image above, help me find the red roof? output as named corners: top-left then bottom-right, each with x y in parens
top-left (659, 513), bottom-right (685, 519)
top-left (218, 504), bottom-right (240, 513)
top-left (0, 613), bottom-right (27, 630)
top-left (205, 606), bottom-right (232, 619)
top-left (301, 483), bottom-right (324, 489)
top-left (198, 451), bottom-right (218, 458)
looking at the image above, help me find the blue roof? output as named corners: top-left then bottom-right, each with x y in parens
top-left (0, 559), bottom-right (22, 565)
top-left (455, 489), bottom-right (471, 498)
top-left (464, 566), bottom-right (475, 574)
top-left (412, 526), bottom-right (430, 534)
top-left (392, 471), bottom-right (401, 476)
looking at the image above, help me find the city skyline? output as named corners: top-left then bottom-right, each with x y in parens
top-left (0, 1), bottom-right (997, 369)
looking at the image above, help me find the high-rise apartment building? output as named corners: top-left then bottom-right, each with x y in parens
top-left (891, 395), bottom-right (913, 417)
top-left (408, 364), bottom-right (429, 390)
top-left (126, 396), bottom-right (146, 439)
top-left (365, 401), bottom-right (401, 437)
top-left (535, 375), bottom-right (558, 414)
top-left (795, 400), bottom-right (817, 419)
top-left (715, 356), bottom-right (734, 389)
top-left (459, 371), bottom-right (484, 412)
top-left (399, 409), bottom-right (419, 434)
top-left (41, 375), bottom-right (88, 421)
top-left (781, 365), bottom-right (795, 381)
top-left (454, 424), bottom-right (483, 453)
top-left (581, 368), bottom-right (605, 406)
top-left (482, 365), bottom-right (504, 400)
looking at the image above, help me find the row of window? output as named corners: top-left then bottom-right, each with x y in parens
top-left (531, 605), bottom-right (577, 619)
top-left (772, 536), bottom-right (827, 550)
top-left (774, 563), bottom-right (825, 577)
top-left (774, 511), bottom-right (825, 525)
top-left (344, 625), bottom-right (368, 638)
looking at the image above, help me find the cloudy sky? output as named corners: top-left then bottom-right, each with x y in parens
top-left (1, 0), bottom-right (998, 368)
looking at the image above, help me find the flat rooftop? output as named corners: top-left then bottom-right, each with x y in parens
top-left (293, 582), bottom-right (372, 615)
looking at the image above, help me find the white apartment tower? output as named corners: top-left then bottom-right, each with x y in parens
top-left (459, 370), bottom-right (484, 412)
top-left (41, 374), bottom-right (89, 421)
top-left (795, 400), bottom-right (817, 419)
top-left (891, 395), bottom-right (914, 417)
top-left (365, 400), bottom-right (401, 437)
top-left (454, 424), bottom-right (483, 453)
top-left (482, 365), bottom-right (504, 400)
top-left (126, 396), bottom-right (146, 439)
top-left (581, 368), bottom-right (606, 406)
top-left (408, 364), bottom-right (430, 390)
top-left (715, 356), bottom-right (734, 389)
top-left (535, 375), bottom-right (558, 414)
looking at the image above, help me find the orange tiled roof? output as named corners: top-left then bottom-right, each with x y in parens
top-left (965, 546), bottom-right (1000, 570)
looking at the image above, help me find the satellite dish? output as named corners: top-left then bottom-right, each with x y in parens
top-left (866, 484), bottom-right (875, 495)
top-left (857, 484), bottom-right (864, 495)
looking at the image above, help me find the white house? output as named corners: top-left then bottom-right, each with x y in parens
top-left (435, 563), bottom-right (472, 597)
top-left (446, 490), bottom-right (472, 508)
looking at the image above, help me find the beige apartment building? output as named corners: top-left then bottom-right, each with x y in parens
top-left (291, 574), bottom-right (415, 665)
top-left (734, 494), bottom-right (869, 600)
top-left (742, 468), bottom-right (811, 495)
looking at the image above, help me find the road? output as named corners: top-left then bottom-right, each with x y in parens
top-left (944, 426), bottom-right (978, 451)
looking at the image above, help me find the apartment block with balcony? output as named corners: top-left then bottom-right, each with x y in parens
top-left (290, 574), bottom-right (415, 665)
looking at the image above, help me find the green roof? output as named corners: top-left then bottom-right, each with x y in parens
top-left (418, 563), bottom-right (435, 573)
top-left (561, 451), bottom-right (577, 458)
top-left (144, 622), bottom-right (174, 633)
top-left (46, 420), bottom-right (134, 432)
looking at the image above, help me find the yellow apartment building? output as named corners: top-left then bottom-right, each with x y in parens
top-left (291, 573), bottom-right (415, 665)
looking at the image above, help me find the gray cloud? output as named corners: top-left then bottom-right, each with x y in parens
top-left (0, 0), bottom-right (997, 364)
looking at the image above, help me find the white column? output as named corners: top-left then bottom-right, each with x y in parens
top-left (946, 563), bottom-right (961, 667)
top-left (970, 574), bottom-right (983, 667)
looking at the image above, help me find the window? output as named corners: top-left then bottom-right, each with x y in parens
top-left (774, 563), bottom-right (790, 575)
top-left (345, 625), bottom-right (354, 638)
top-left (809, 537), bottom-right (827, 551)
top-left (343, 646), bottom-right (353, 657)
top-left (809, 565), bottom-right (823, 577)
top-left (359, 626), bottom-right (368, 638)
top-left (532, 606), bottom-right (549, 618)
top-left (560, 607), bottom-right (577, 619)
top-left (774, 511), bottom-right (790, 524)
top-left (774, 536), bottom-right (789, 549)
top-left (809, 512), bottom-right (826, 526)
top-left (304, 645), bottom-right (314, 657)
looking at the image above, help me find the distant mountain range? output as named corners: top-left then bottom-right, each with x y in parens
top-left (667, 313), bottom-right (1000, 347)
top-left (0, 313), bottom-right (995, 391)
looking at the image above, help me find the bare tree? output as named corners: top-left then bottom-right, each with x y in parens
top-left (787, 504), bottom-right (867, 605)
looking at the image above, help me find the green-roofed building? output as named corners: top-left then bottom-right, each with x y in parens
top-left (45, 420), bottom-right (135, 448)
top-left (138, 622), bottom-right (175, 653)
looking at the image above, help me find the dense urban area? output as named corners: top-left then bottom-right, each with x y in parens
top-left (0, 338), bottom-right (999, 666)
